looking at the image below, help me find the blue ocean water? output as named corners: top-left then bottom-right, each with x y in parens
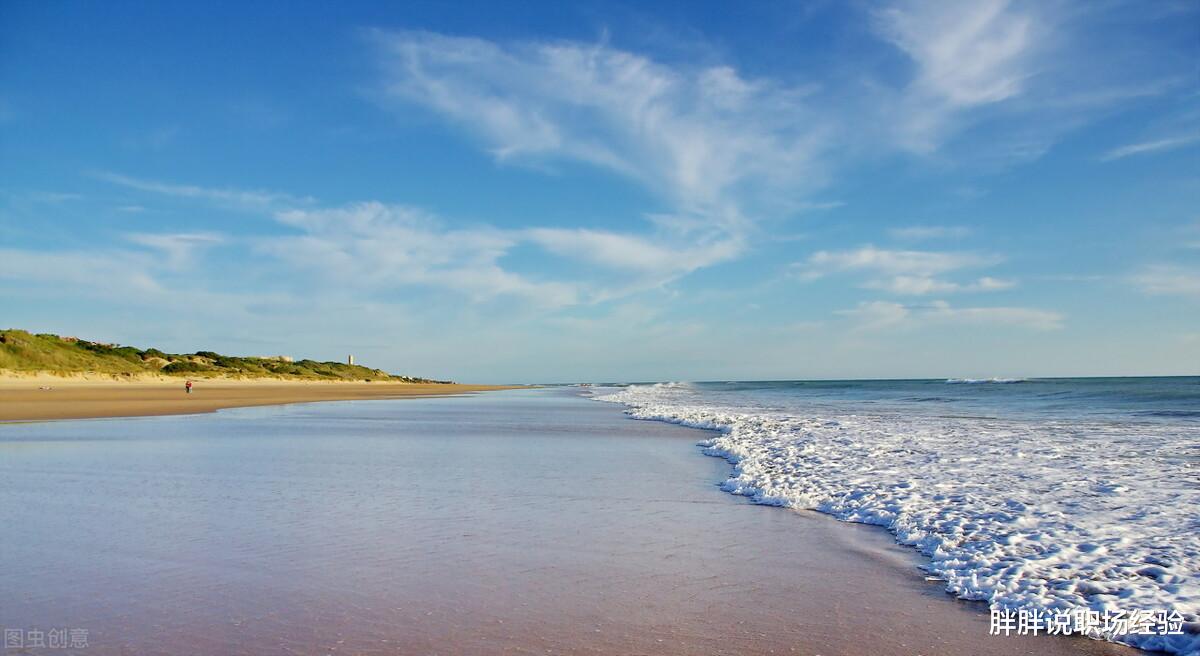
top-left (610, 376), bottom-right (1200, 424)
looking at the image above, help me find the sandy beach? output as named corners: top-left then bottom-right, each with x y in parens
top-left (0, 373), bottom-right (517, 422)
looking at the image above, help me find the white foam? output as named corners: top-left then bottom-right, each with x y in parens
top-left (598, 383), bottom-right (1200, 655)
top-left (945, 377), bottom-right (1027, 384)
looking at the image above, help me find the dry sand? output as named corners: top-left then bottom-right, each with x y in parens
top-left (0, 372), bottom-right (518, 422)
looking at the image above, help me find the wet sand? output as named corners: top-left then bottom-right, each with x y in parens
top-left (0, 376), bottom-right (517, 422)
top-left (0, 388), bottom-right (1139, 655)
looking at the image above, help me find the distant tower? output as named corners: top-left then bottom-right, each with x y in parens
top-left (348, 354), bottom-right (354, 366)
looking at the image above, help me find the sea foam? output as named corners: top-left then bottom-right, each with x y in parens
top-left (945, 377), bottom-right (1027, 384)
top-left (598, 382), bottom-right (1200, 654)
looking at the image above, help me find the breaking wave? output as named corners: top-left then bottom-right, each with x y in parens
top-left (597, 382), bottom-right (1200, 654)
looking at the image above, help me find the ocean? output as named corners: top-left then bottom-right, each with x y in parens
top-left (596, 377), bottom-right (1200, 654)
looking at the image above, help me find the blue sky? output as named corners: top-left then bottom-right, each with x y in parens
top-left (1, 1), bottom-right (1197, 383)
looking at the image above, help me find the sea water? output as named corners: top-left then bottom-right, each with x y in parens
top-left (597, 377), bottom-right (1200, 654)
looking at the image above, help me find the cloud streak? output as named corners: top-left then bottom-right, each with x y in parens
top-left (1100, 133), bottom-right (1200, 161)
top-left (838, 299), bottom-right (1063, 331)
top-left (127, 232), bottom-right (224, 268)
top-left (795, 245), bottom-right (1011, 295)
top-left (526, 227), bottom-right (743, 280)
top-left (1132, 265), bottom-right (1200, 299)
top-left (93, 171), bottom-right (313, 211)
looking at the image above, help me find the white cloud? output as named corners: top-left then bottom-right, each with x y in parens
top-left (875, 0), bottom-right (1037, 108)
top-left (369, 29), bottom-right (829, 228)
top-left (127, 232), bottom-right (224, 268)
top-left (267, 202), bottom-right (579, 307)
top-left (0, 248), bottom-right (163, 295)
top-left (925, 301), bottom-right (1062, 329)
top-left (798, 245), bottom-right (998, 277)
top-left (526, 227), bottom-right (742, 279)
top-left (864, 275), bottom-right (1014, 295)
top-left (889, 225), bottom-right (971, 241)
top-left (865, 0), bottom-right (1182, 161)
top-left (1132, 265), bottom-right (1200, 298)
top-left (872, 0), bottom-right (1042, 150)
top-left (26, 191), bottom-right (83, 204)
top-left (96, 172), bottom-right (750, 308)
top-left (836, 300), bottom-right (912, 331)
top-left (839, 299), bottom-right (1062, 331)
top-left (1100, 133), bottom-right (1200, 161)
top-left (93, 171), bottom-right (313, 211)
top-left (797, 245), bottom-right (1011, 295)
top-left (266, 204), bottom-right (748, 306)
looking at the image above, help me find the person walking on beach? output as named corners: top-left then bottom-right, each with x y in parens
top-left (185, 380), bottom-right (193, 394)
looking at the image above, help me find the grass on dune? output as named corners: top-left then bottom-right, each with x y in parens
top-left (0, 329), bottom-right (447, 383)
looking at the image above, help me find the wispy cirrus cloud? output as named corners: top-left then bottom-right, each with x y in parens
top-left (126, 232), bottom-right (225, 268)
top-left (1132, 265), bottom-right (1200, 299)
top-left (838, 299), bottom-right (1063, 331)
top-left (359, 12), bottom-right (1184, 313)
top-left (89, 173), bottom-right (749, 308)
top-left (875, 0), bottom-right (1038, 107)
top-left (871, 0), bottom-right (1043, 151)
top-left (795, 245), bottom-right (1011, 295)
top-left (0, 247), bottom-right (163, 294)
top-left (1100, 133), bottom-right (1200, 162)
top-left (268, 202), bottom-right (579, 308)
top-left (267, 204), bottom-right (751, 306)
top-left (863, 275), bottom-right (1014, 295)
top-left (92, 171), bottom-right (313, 211)
top-left (798, 246), bottom-right (998, 277)
top-left (525, 227), bottom-right (743, 281)
top-left (868, 0), bottom-right (1184, 161)
top-left (66, 6), bottom-right (1184, 345)
top-left (368, 29), bottom-right (830, 231)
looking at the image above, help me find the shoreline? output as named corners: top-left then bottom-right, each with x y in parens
top-left (596, 384), bottom-right (1194, 655)
top-left (0, 387), bottom-right (1136, 655)
top-left (0, 375), bottom-right (521, 422)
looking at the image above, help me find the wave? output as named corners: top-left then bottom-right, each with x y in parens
top-left (596, 384), bottom-right (1200, 655)
top-left (647, 381), bottom-right (695, 390)
top-left (945, 377), bottom-right (1027, 384)
top-left (1137, 410), bottom-right (1200, 418)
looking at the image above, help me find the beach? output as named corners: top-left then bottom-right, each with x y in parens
top-left (0, 387), bottom-right (1140, 655)
top-left (0, 373), bottom-right (517, 422)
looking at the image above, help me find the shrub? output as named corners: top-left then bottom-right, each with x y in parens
top-left (162, 361), bottom-right (210, 374)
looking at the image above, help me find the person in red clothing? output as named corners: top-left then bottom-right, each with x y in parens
top-left (185, 380), bottom-right (193, 394)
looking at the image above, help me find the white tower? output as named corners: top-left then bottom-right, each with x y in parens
top-left (348, 354), bottom-right (354, 365)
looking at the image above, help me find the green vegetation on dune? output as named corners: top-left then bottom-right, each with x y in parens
top-left (0, 329), bottom-right (448, 383)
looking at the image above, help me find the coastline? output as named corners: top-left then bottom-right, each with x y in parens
top-left (0, 374), bottom-right (520, 422)
top-left (0, 388), bottom-right (1139, 655)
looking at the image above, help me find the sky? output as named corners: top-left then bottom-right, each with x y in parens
top-left (1, 0), bottom-right (1198, 383)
